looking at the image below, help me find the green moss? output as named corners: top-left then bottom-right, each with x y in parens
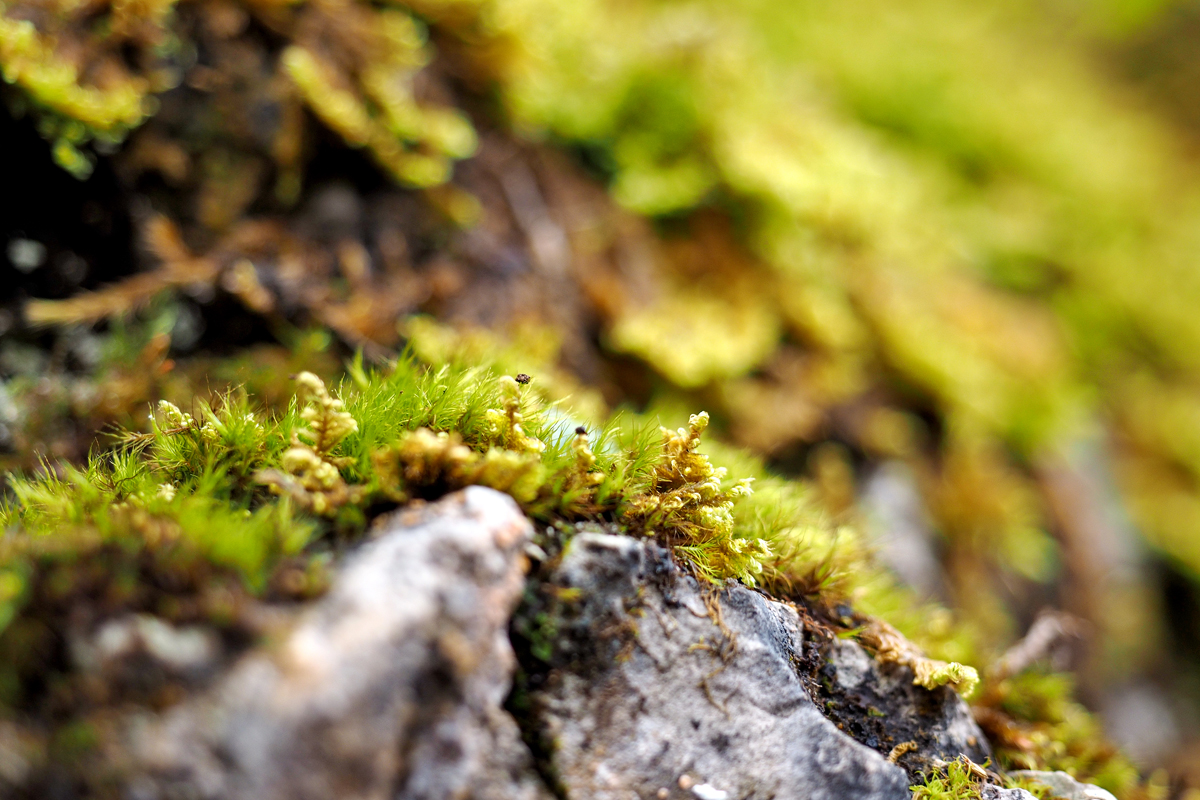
top-left (0, 1), bottom-right (176, 177)
top-left (472, 0), bottom-right (1200, 686)
top-left (281, 6), bottom-right (478, 189)
top-left (0, 0), bottom-right (476, 186)
top-left (0, 335), bottom-right (987, 714)
top-left (11, 0), bottom-right (1200, 694)
top-left (853, 617), bottom-right (979, 697)
top-left (910, 758), bottom-right (986, 800)
top-left (969, 667), bottom-right (1175, 799)
top-left (0, 0), bottom-right (1173, 788)
top-left (0, 354), bottom-right (734, 660)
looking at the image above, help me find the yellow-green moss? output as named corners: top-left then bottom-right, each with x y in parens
top-left (281, 5), bottom-right (478, 189)
top-left (473, 0), bottom-right (1200, 685)
top-left (910, 758), bottom-right (987, 800)
top-left (0, 337), bottom-right (979, 701)
top-left (0, 0), bottom-right (176, 176)
top-left (1, 0), bottom-right (1176, 787)
top-left (15, 0), bottom-right (1200, 669)
top-left (0, 0), bottom-right (476, 185)
top-left (859, 618), bottom-right (980, 696)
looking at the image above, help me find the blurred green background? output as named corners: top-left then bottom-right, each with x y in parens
top-left (8, 0), bottom-right (1200, 792)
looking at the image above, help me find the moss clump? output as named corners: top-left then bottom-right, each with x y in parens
top-left (910, 758), bottom-right (988, 800)
top-left (257, 371), bottom-right (362, 516)
top-left (15, 0), bottom-right (1196, 700)
top-left (0, 1), bottom-right (174, 177)
top-left (1, 344), bottom-right (913, 706)
top-left (14, 0), bottom-right (1200, 701)
top-left (278, 0), bottom-right (478, 188)
top-left (623, 412), bottom-right (765, 585)
top-left (910, 758), bottom-right (1064, 800)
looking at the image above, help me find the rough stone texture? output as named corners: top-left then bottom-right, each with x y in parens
top-left (531, 531), bottom-right (916, 800)
top-left (127, 486), bottom-right (552, 800)
top-left (818, 635), bottom-right (992, 777)
top-left (1009, 770), bottom-right (1120, 800)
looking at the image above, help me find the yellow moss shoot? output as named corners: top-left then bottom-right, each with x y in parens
top-left (156, 399), bottom-right (194, 430)
top-left (293, 371), bottom-right (358, 456)
top-left (625, 412), bottom-right (767, 585)
top-left (257, 372), bottom-right (359, 515)
top-left (373, 427), bottom-right (543, 504)
top-left (0, 16), bottom-right (151, 131)
top-left (859, 618), bottom-right (980, 697)
top-left (281, 6), bottom-right (476, 190)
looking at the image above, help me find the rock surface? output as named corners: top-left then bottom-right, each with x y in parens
top-left (980, 785), bottom-right (1039, 800)
top-left (128, 486), bottom-right (550, 800)
top-left (1009, 770), bottom-right (1120, 800)
top-left (525, 531), bottom-right (988, 800)
top-left (6, 489), bottom-right (1047, 799)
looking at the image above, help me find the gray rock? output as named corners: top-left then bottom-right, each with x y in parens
top-left (980, 785), bottom-right (1039, 800)
top-left (130, 487), bottom-right (552, 800)
top-left (528, 532), bottom-right (914, 800)
top-left (1008, 770), bottom-right (1120, 800)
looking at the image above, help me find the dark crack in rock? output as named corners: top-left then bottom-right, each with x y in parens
top-left (128, 487), bottom-right (553, 800)
top-left (816, 636), bottom-right (992, 778)
top-left (526, 531), bottom-right (914, 800)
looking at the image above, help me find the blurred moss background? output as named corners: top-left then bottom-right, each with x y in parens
top-left (8, 0), bottom-right (1200, 791)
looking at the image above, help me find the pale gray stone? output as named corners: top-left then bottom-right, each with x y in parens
top-left (70, 614), bottom-right (220, 677)
top-left (980, 784), bottom-right (1039, 800)
top-left (130, 487), bottom-right (551, 800)
top-left (1009, 770), bottom-right (1120, 800)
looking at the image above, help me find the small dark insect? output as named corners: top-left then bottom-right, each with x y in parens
top-left (575, 426), bottom-right (588, 436)
top-left (514, 373), bottom-right (532, 384)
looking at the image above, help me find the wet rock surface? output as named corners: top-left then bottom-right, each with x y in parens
top-left (128, 486), bottom-right (549, 800)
